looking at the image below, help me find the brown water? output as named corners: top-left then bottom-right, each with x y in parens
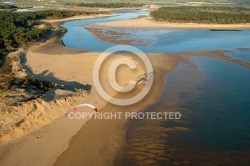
top-left (115, 55), bottom-right (250, 165)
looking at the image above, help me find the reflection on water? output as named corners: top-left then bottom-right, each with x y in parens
top-left (173, 56), bottom-right (250, 151)
top-left (115, 55), bottom-right (250, 165)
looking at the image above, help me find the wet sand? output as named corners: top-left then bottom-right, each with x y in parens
top-left (84, 27), bottom-right (154, 46)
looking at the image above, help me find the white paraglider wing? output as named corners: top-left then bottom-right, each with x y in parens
top-left (75, 103), bottom-right (98, 112)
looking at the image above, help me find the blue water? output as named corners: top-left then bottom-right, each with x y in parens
top-left (166, 56), bottom-right (250, 151)
top-left (116, 56), bottom-right (250, 165)
top-left (61, 10), bottom-right (250, 52)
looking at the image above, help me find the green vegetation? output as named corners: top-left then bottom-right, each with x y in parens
top-left (0, 12), bottom-right (51, 52)
top-left (0, 56), bottom-right (15, 92)
top-left (9, 75), bottom-right (56, 91)
top-left (155, 6), bottom-right (250, 14)
top-left (150, 6), bottom-right (250, 24)
top-left (0, 9), bottom-right (107, 93)
top-left (0, 10), bottom-right (107, 52)
top-left (0, 74), bottom-right (57, 104)
top-left (0, 55), bottom-right (56, 93)
top-left (73, 2), bottom-right (144, 8)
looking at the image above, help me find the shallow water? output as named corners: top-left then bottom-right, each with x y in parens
top-left (226, 50), bottom-right (250, 63)
top-left (115, 55), bottom-right (250, 165)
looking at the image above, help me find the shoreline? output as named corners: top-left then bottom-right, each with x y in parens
top-left (93, 16), bottom-right (250, 30)
top-left (0, 14), bottom-right (116, 166)
top-left (42, 14), bottom-right (114, 28)
top-left (53, 49), bottom-right (250, 166)
top-left (53, 52), bottom-right (182, 166)
top-left (43, 14), bottom-right (113, 25)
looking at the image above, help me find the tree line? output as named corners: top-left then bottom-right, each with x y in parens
top-left (0, 10), bottom-right (107, 54)
top-left (150, 7), bottom-right (250, 24)
top-left (157, 6), bottom-right (250, 14)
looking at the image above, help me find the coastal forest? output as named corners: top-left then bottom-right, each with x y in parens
top-left (0, 10), bottom-right (107, 55)
top-left (151, 7), bottom-right (250, 24)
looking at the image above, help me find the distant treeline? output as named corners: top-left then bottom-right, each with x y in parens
top-left (73, 2), bottom-right (144, 8)
top-left (150, 7), bottom-right (250, 24)
top-left (0, 10), bottom-right (107, 53)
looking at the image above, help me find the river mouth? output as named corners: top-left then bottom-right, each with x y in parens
top-left (58, 10), bottom-right (250, 165)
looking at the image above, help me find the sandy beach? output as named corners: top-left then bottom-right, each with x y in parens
top-left (94, 16), bottom-right (250, 30)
